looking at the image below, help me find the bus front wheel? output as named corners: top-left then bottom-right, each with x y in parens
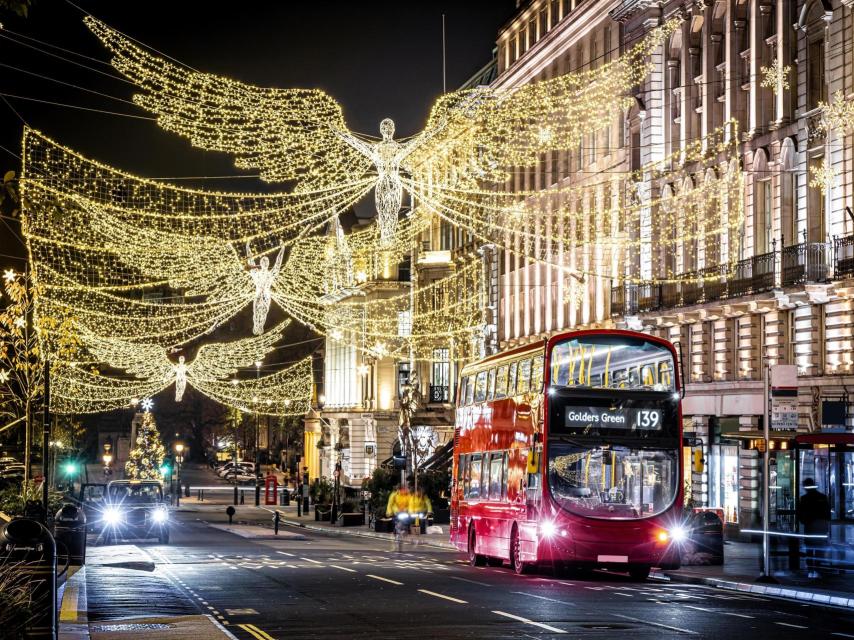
top-left (510, 527), bottom-right (531, 575)
top-left (468, 528), bottom-right (486, 566)
top-left (628, 565), bottom-right (650, 581)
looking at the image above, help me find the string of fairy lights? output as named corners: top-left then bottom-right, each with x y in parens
top-left (15, 11), bottom-right (792, 415)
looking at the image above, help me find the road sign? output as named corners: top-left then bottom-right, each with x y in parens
top-left (771, 396), bottom-right (799, 430)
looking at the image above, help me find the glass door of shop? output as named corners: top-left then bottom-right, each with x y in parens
top-left (798, 447), bottom-right (854, 522)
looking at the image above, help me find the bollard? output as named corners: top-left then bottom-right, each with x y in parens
top-left (233, 485), bottom-right (239, 505)
top-left (297, 496), bottom-right (302, 517)
top-left (240, 490), bottom-right (245, 505)
top-left (226, 506), bottom-right (235, 525)
top-left (273, 511), bottom-right (280, 535)
top-left (0, 518), bottom-right (57, 638)
top-left (185, 484), bottom-right (190, 498)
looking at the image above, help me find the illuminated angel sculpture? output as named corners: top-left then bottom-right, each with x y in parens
top-left (79, 320), bottom-right (290, 402)
top-left (334, 118), bottom-right (424, 247)
top-left (246, 242), bottom-right (285, 335)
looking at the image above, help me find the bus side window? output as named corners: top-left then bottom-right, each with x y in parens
top-left (463, 454), bottom-right (472, 498)
top-left (517, 358), bottom-right (531, 394)
top-left (465, 375), bottom-right (475, 405)
top-left (469, 454), bottom-right (482, 499)
top-left (474, 371), bottom-right (487, 403)
top-left (489, 452), bottom-right (503, 500)
top-left (495, 365), bottom-right (509, 399)
top-left (531, 354), bottom-right (544, 392)
top-left (486, 368), bottom-right (496, 401)
top-left (508, 362), bottom-right (518, 396)
top-left (458, 377), bottom-right (468, 407)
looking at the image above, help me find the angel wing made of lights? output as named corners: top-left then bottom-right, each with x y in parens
top-left (85, 16), bottom-right (373, 192)
top-left (78, 319), bottom-right (291, 401)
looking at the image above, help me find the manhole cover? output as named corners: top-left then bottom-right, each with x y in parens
top-left (91, 623), bottom-right (175, 631)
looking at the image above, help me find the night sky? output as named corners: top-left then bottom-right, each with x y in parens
top-left (0, 0), bottom-right (516, 263)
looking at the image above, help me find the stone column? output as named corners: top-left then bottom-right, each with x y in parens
top-left (302, 408), bottom-right (322, 481)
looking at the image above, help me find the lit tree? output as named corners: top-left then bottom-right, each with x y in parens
top-left (125, 408), bottom-right (166, 480)
top-left (0, 268), bottom-right (78, 482)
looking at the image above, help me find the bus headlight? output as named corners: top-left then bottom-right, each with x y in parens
top-left (152, 508), bottom-right (169, 524)
top-left (103, 507), bottom-right (122, 525)
top-left (540, 521), bottom-right (556, 538)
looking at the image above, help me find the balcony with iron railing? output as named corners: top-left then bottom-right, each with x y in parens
top-left (611, 233), bottom-right (854, 316)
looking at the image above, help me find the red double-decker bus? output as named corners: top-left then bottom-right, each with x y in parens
top-left (450, 329), bottom-right (685, 579)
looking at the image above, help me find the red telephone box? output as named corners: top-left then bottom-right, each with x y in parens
top-left (264, 474), bottom-right (278, 506)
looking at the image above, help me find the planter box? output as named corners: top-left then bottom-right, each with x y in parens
top-left (315, 505), bottom-right (332, 521)
top-left (432, 508), bottom-right (450, 525)
top-left (339, 512), bottom-right (364, 527)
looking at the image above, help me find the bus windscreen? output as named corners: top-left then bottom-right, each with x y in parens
top-left (550, 335), bottom-right (675, 391)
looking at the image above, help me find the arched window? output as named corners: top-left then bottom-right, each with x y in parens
top-left (779, 138), bottom-right (797, 247)
top-left (801, 1), bottom-right (830, 112)
top-left (681, 176), bottom-right (697, 272)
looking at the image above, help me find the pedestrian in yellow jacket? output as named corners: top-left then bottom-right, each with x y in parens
top-left (386, 486), bottom-right (410, 517)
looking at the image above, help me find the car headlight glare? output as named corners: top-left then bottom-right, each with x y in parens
top-left (152, 508), bottom-right (168, 524)
top-left (669, 526), bottom-right (688, 543)
top-left (540, 521), bottom-right (556, 538)
top-left (103, 507), bottom-right (122, 525)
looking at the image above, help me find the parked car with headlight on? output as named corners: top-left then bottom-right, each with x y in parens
top-left (101, 479), bottom-right (170, 544)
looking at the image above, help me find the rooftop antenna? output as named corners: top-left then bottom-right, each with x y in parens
top-left (442, 14), bottom-right (447, 93)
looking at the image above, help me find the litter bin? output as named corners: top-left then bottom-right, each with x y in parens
top-left (54, 503), bottom-right (87, 566)
top-left (0, 517), bottom-right (57, 639)
top-left (281, 488), bottom-right (290, 506)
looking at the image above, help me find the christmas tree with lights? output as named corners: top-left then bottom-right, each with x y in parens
top-left (125, 406), bottom-right (166, 480)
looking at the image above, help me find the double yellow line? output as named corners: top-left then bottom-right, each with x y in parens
top-left (239, 623), bottom-right (276, 640)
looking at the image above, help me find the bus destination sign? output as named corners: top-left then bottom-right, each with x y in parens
top-left (564, 406), bottom-right (662, 431)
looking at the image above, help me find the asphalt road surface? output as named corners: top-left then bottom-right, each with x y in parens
top-left (86, 509), bottom-right (854, 639)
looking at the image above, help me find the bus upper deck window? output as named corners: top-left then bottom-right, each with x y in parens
top-left (474, 371), bottom-right (487, 403)
top-left (495, 365), bottom-right (509, 399)
top-left (459, 377), bottom-right (468, 406)
top-left (486, 369), bottom-right (496, 401)
top-left (465, 375), bottom-right (475, 405)
top-left (531, 355), bottom-right (544, 392)
top-left (517, 359), bottom-right (531, 394)
top-left (508, 362), bottom-right (518, 396)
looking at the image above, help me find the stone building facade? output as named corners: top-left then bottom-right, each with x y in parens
top-left (492, 0), bottom-right (854, 531)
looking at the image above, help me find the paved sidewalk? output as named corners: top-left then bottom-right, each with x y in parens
top-left (665, 540), bottom-right (854, 609)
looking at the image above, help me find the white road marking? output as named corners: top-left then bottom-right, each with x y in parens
top-left (330, 564), bottom-right (357, 573)
top-left (613, 592), bottom-right (633, 597)
top-left (276, 551), bottom-right (295, 557)
top-left (492, 610), bottom-right (567, 634)
top-left (450, 576), bottom-right (492, 587)
top-left (418, 589), bottom-right (468, 604)
top-left (723, 612), bottom-right (754, 619)
top-left (684, 605), bottom-right (715, 613)
top-left (366, 574), bottom-right (403, 585)
top-left (613, 613), bottom-right (699, 636)
top-left (510, 592), bottom-right (577, 607)
top-left (776, 623), bottom-right (808, 630)
top-left (300, 557), bottom-right (323, 564)
top-left (832, 633), bottom-right (854, 639)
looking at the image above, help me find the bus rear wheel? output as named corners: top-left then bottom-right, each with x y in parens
top-left (468, 528), bottom-right (486, 567)
top-left (628, 565), bottom-right (650, 581)
top-left (510, 527), bottom-right (530, 575)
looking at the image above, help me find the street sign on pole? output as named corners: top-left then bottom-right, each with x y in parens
top-left (770, 364), bottom-right (798, 431)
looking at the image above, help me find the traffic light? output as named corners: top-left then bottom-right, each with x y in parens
top-left (160, 462), bottom-right (172, 477)
top-left (62, 461), bottom-right (78, 476)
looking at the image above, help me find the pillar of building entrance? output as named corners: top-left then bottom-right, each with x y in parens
top-left (303, 408), bottom-right (322, 481)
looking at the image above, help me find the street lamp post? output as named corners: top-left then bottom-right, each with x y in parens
top-left (254, 360), bottom-right (262, 507)
top-left (175, 442), bottom-right (184, 506)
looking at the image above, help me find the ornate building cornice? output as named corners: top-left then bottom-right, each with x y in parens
top-left (609, 0), bottom-right (663, 24)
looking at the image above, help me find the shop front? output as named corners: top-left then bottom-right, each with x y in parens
top-left (795, 434), bottom-right (854, 543)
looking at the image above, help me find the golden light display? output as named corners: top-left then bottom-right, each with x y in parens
top-left (17, 11), bottom-right (754, 418)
